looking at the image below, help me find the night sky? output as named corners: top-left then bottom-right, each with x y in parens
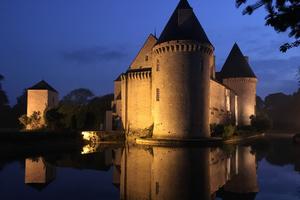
top-left (0, 0), bottom-right (299, 105)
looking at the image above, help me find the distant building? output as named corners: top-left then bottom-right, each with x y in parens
top-left (110, 0), bottom-right (257, 139)
top-left (26, 80), bottom-right (59, 130)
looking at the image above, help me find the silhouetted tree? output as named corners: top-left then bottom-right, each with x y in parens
top-left (236, 0), bottom-right (300, 52)
top-left (0, 74), bottom-right (3, 89)
top-left (12, 90), bottom-right (27, 120)
top-left (62, 88), bottom-right (94, 105)
top-left (45, 93), bottom-right (113, 131)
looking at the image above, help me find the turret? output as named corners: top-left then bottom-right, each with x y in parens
top-left (220, 44), bottom-right (257, 126)
top-left (27, 80), bottom-right (59, 129)
top-left (152, 0), bottom-right (214, 138)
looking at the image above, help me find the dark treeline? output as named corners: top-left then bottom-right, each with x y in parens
top-left (0, 74), bottom-right (113, 131)
top-left (257, 89), bottom-right (300, 131)
top-left (46, 89), bottom-right (113, 131)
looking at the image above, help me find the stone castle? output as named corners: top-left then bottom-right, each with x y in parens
top-left (110, 0), bottom-right (257, 138)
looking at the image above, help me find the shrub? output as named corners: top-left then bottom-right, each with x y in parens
top-left (211, 124), bottom-right (236, 139)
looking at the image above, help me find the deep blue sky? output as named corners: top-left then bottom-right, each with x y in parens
top-left (0, 0), bottom-right (299, 105)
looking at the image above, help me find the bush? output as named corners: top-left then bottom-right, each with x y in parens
top-left (250, 114), bottom-right (272, 132)
top-left (211, 124), bottom-right (236, 139)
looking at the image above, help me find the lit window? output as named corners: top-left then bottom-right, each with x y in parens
top-left (156, 88), bottom-right (160, 101)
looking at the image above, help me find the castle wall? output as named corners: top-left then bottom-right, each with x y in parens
top-left (209, 80), bottom-right (237, 125)
top-left (121, 70), bottom-right (153, 134)
top-left (223, 78), bottom-right (257, 125)
top-left (152, 41), bottom-right (214, 138)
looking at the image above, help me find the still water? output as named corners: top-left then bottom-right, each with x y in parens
top-left (0, 137), bottom-right (299, 200)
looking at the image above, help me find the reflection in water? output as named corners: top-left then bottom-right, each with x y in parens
top-left (118, 145), bottom-right (258, 200)
top-left (25, 157), bottom-right (56, 190)
top-left (21, 145), bottom-right (259, 199)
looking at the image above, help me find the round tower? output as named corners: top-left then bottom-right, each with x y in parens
top-left (152, 0), bottom-right (214, 139)
top-left (221, 43), bottom-right (257, 126)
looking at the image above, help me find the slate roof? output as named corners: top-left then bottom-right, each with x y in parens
top-left (28, 80), bottom-right (58, 93)
top-left (220, 43), bottom-right (256, 79)
top-left (157, 0), bottom-right (212, 45)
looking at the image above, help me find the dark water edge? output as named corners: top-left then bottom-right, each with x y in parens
top-left (0, 135), bottom-right (299, 200)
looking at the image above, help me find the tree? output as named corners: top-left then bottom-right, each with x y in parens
top-left (0, 74), bottom-right (3, 89)
top-left (236, 0), bottom-right (300, 52)
top-left (62, 88), bottom-right (94, 105)
top-left (45, 108), bottom-right (64, 131)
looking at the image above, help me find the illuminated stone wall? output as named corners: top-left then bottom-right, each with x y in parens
top-left (121, 71), bottom-right (153, 135)
top-left (152, 41), bottom-right (214, 138)
top-left (223, 78), bottom-right (257, 125)
top-left (209, 80), bottom-right (237, 125)
top-left (27, 90), bottom-right (59, 129)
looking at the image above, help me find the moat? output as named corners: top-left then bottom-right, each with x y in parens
top-left (0, 135), bottom-right (299, 200)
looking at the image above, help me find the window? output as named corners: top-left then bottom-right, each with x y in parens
top-left (145, 55), bottom-right (149, 61)
top-left (156, 88), bottom-right (160, 101)
top-left (156, 59), bottom-right (160, 71)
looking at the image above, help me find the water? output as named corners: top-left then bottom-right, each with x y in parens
top-left (0, 137), bottom-right (299, 200)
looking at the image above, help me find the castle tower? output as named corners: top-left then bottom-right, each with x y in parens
top-left (27, 80), bottom-right (59, 129)
top-left (152, 0), bottom-right (214, 138)
top-left (221, 44), bottom-right (257, 126)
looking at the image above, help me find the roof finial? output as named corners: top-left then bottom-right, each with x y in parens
top-left (154, 27), bottom-right (157, 38)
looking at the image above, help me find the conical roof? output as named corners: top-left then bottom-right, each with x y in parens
top-left (28, 80), bottom-right (58, 93)
top-left (157, 0), bottom-right (212, 45)
top-left (220, 43), bottom-right (256, 79)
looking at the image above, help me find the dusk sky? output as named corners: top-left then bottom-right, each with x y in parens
top-left (0, 0), bottom-right (299, 105)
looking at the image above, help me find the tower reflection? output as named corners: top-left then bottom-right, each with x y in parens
top-left (117, 145), bottom-right (257, 200)
top-left (25, 157), bottom-right (56, 190)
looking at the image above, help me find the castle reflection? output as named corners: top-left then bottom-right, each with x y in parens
top-left (22, 145), bottom-right (259, 199)
top-left (117, 145), bottom-right (258, 200)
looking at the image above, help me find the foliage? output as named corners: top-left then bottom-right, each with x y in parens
top-left (250, 114), bottom-right (272, 132)
top-left (61, 88), bottom-right (94, 105)
top-left (19, 111), bottom-right (42, 130)
top-left (211, 124), bottom-right (236, 139)
top-left (260, 90), bottom-right (300, 131)
top-left (236, 0), bottom-right (300, 52)
top-left (0, 74), bottom-right (3, 89)
top-left (45, 108), bottom-right (65, 131)
top-left (45, 93), bottom-right (114, 131)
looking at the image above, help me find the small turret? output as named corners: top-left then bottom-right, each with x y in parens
top-left (221, 44), bottom-right (257, 125)
top-left (27, 80), bottom-right (59, 130)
